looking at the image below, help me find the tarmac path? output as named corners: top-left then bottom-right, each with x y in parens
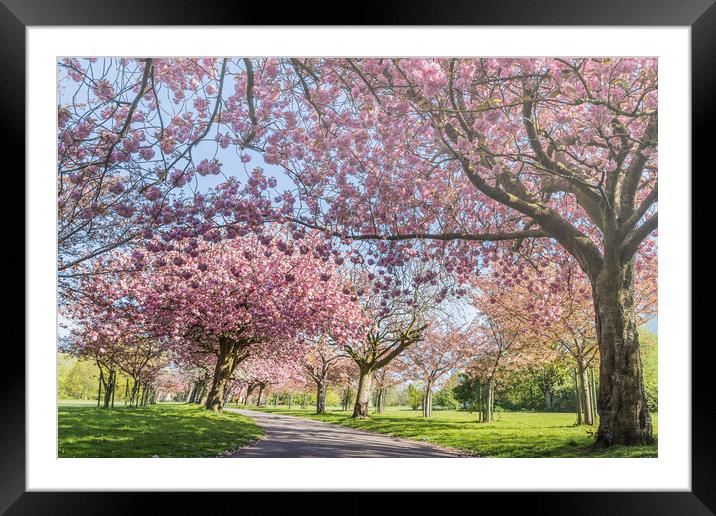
top-left (227, 408), bottom-right (464, 458)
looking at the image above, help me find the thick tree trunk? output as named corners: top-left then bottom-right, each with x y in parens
top-left (188, 381), bottom-right (198, 404)
top-left (205, 338), bottom-right (239, 412)
top-left (545, 390), bottom-right (553, 410)
top-left (195, 379), bottom-right (208, 404)
top-left (593, 261), bottom-right (653, 446)
top-left (352, 369), bottom-right (373, 418)
top-left (257, 384), bottom-right (265, 406)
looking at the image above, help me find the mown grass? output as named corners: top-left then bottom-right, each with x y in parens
top-left (235, 405), bottom-right (658, 458)
top-left (58, 402), bottom-right (263, 458)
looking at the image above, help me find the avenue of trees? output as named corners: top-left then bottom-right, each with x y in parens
top-left (59, 57), bottom-right (658, 447)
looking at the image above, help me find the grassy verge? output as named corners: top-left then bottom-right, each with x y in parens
top-left (233, 405), bottom-right (657, 458)
top-left (58, 402), bottom-right (263, 458)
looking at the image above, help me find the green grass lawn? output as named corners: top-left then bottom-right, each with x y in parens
top-left (233, 405), bottom-right (657, 458)
top-left (58, 402), bottom-right (263, 458)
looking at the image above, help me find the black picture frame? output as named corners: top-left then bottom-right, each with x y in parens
top-left (3, 1), bottom-right (710, 513)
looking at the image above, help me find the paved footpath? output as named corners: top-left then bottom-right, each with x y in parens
top-left (226, 408), bottom-right (464, 458)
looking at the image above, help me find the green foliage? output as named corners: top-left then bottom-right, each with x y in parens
top-left (58, 353), bottom-right (159, 404)
top-left (434, 386), bottom-right (458, 410)
top-left (58, 402), bottom-right (263, 457)
top-left (452, 373), bottom-right (481, 411)
top-left (640, 327), bottom-right (658, 412)
top-left (325, 387), bottom-right (341, 406)
top-left (500, 362), bottom-right (576, 412)
top-left (252, 406), bottom-right (658, 458)
top-left (405, 383), bottom-right (423, 410)
top-left (58, 353), bottom-right (101, 400)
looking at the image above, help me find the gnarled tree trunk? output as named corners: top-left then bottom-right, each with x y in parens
top-left (352, 368), bottom-right (373, 418)
top-left (593, 260), bottom-right (653, 446)
top-left (205, 337), bottom-right (240, 412)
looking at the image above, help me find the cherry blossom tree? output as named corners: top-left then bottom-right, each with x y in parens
top-left (301, 337), bottom-right (357, 414)
top-left (371, 361), bottom-right (406, 414)
top-left (465, 287), bottom-right (547, 423)
top-left (481, 252), bottom-right (656, 425)
top-left (342, 261), bottom-right (448, 418)
top-left (236, 354), bottom-right (304, 407)
top-left (62, 230), bottom-right (361, 412)
top-left (57, 58), bottom-right (246, 276)
top-left (152, 368), bottom-right (190, 402)
top-left (61, 250), bottom-right (167, 408)
top-left (140, 232), bottom-right (360, 412)
top-left (400, 323), bottom-right (474, 417)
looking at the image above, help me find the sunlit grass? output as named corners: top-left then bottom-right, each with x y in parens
top-left (58, 402), bottom-right (263, 458)
top-left (235, 405), bottom-right (657, 458)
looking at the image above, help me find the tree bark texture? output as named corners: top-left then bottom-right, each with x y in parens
top-left (352, 369), bottom-right (373, 418)
top-left (593, 261), bottom-right (653, 446)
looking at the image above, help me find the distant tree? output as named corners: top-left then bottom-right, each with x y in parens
top-left (433, 375), bottom-right (460, 410)
top-left (452, 373), bottom-right (481, 412)
top-left (400, 323), bottom-right (474, 417)
top-left (405, 383), bottom-right (423, 411)
top-left (342, 262), bottom-right (440, 418)
top-left (371, 362), bottom-right (405, 414)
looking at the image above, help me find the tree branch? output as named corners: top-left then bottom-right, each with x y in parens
top-left (621, 213), bottom-right (658, 262)
top-left (620, 183), bottom-right (657, 238)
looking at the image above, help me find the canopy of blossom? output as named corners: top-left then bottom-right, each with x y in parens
top-left (475, 250), bottom-right (657, 345)
top-left (236, 353), bottom-right (304, 387)
top-left (58, 58), bottom-right (657, 301)
top-left (63, 232), bottom-right (365, 369)
top-left (400, 323), bottom-right (475, 387)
